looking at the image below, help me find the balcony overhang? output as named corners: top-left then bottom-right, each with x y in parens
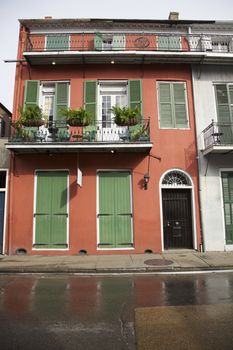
top-left (6, 142), bottom-right (153, 154)
top-left (23, 50), bottom-right (233, 65)
top-left (202, 145), bottom-right (233, 156)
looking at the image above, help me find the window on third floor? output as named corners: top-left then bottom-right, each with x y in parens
top-left (157, 81), bottom-right (189, 129)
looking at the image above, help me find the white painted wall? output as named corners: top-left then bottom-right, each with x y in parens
top-left (192, 65), bottom-right (233, 251)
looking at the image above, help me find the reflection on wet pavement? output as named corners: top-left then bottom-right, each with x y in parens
top-left (0, 273), bottom-right (233, 349)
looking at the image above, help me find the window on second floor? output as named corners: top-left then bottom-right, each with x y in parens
top-left (215, 83), bottom-right (233, 123)
top-left (157, 82), bottom-right (189, 129)
top-left (24, 80), bottom-right (70, 121)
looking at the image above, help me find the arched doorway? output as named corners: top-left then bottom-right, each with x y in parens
top-left (161, 170), bottom-right (194, 250)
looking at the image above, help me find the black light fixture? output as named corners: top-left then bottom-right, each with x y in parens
top-left (144, 174), bottom-right (150, 190)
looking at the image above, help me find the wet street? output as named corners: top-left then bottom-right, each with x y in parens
top-left (0, 272), bottom-right (233, 349)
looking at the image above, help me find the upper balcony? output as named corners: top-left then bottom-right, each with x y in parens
top-left (23, 32), bottom-right (233, 65)
top-left (6, 118), bottom-right (152, 154)
top-left (202, 121), bottom-right (233, 155)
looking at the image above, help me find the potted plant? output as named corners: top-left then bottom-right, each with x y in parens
top-left (130, 123), bottom-right (149, 141)
top-left (18, 105), bottom-right (45, 127)
top-left (111, 106), bottom-right (141, 126)
top-left (62, 107), bottom-right (92, 126)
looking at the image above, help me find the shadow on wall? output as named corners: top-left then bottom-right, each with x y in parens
top-left (184, 141), bottom-right (197, 174)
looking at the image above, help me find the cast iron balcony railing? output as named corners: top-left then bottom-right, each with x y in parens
top-left (202, 121), bottom-right (233, 150)
top-left (25, 32), bottom-right (233, 53)
top-left (9, 119), bottom-right (150, 144)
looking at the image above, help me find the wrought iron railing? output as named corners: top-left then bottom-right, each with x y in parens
top-left (202, 121), bottom-right (233, 149)
top-left (9, 119), bottom-right (150, 144)
top-left (25, 33), bottom-right (233, 53)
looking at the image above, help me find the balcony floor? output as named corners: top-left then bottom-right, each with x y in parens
top-left (202, 145), bottom-right (233, 156)
top-left (6, 141), bottom-right (153, 154)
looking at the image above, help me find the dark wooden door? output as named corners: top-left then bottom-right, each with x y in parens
top-left (162, 189), bottom-right (193, 249)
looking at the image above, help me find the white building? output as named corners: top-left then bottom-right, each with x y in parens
top-left (192, 21), bottom-right (233, 251)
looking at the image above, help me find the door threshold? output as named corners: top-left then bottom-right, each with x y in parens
top-left (164, 249), bottom-right (196, 254)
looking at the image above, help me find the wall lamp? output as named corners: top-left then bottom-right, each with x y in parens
top-left (144, 174), bottom-right (150, 190)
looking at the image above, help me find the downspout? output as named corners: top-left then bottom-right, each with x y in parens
top-left (191, 65), bottom-right (205, 253)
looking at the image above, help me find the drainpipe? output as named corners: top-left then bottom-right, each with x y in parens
top-left (191, 66), bottom-right (205, 253)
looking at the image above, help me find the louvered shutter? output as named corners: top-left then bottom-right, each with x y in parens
top-left (173, 83), bottom-right (188, 128)
top-left (158, 83), bottom-right (173, 127)
top-left (94, 33), bottom-right (103, 50)
top-left (112, 35), bottom-right (126, 50)
top-left (34, 172), bottom-right (68, 249)
top-left (46, 34), bottom-right (69, 50)
top-left (157, 36), bottom-right (169, 50)
top-left (24, 80), bottom-right (39, 109)
top-left (55, 82), bottom-right (69, 120)
top-left (169, 36), bottom-right (181, 50)
top-left (128, 80), bottom-right (142, 113)
top-left (222, 172), bottom-right (233, 244)
top-left (216, 84), bottom-right (231, 124)
top-left (84, 81), bottom-right (97, 121)
top-left (216, 84), bottom-right (233, 143)
top-left (98, 172), bottom-right (132, 248)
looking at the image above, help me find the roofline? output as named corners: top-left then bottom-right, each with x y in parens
top-left (0, 103), bottom-right (12, 117)
top-left (19, 17), bottom-right (216, 29)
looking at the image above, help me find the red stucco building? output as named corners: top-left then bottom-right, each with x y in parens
top-left (5, 15), bottom-right (203, 255)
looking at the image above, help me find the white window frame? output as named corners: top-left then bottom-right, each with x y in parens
top-left (39, 81), bottom-right (70, 121)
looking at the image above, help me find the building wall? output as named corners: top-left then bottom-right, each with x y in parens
top-left (7, 63), bottom-right (201, 255)
top-left (192, 64), bottom-right (233, 251)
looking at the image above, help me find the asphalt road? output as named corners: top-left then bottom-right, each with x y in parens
top-left (0, 272), bottom-right (233, 349)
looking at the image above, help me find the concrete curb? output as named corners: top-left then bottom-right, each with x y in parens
top-left (0, 266), bottom-right (233, 274)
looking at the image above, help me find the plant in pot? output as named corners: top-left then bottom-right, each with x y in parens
top-left (111, 106), bottom-right (141, 126)
top-left (63, 107), bottom-right (92, 127)
top-left (18, 105), bottom-right (45, 127)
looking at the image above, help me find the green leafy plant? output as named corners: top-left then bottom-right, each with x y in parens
top-left (111, 106), bottom-right (141, 126)
top-left (130, 124), bottom-right (149, 141)
top-left (18, 105), bottom-right (45, 127)
top-left (62, 107), bottom-right (92, 126)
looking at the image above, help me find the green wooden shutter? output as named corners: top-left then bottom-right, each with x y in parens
top-left (158, 36), bottom-right (180, 50)
top-left (169, 36), bottom-right (181, 50)
top-left (158, 83), bottom-right (173, 127)
top-left (34, 172), bottom-right (68, 249)
top-left (50, 172), bottom-right (68, 248)
top-left (157, 36), bottom-right (169, 50)
top-left (34, 172), bottom-right (52, 248)
top-left (94, 33), bottom-right (103, 50)
top-left (222, 172), bottom-right (233, 244)
top-left (216, 84), bottom-right (233, 144)
top-left (55, 82), bottom-right (69, 120)
top-left (173, 83), bottom-right (188, 128)
top-left (98, 172), bottom-right (132, 248)
top-left (84, 81), bottom-right (97, 121)
top-left (216, 84), bottom-right (231, 124)
top-left (128, 80), bottom-right (142, 113)
top-left (46, 34), bottom-right (69, 50)
top-left (24, 80), bottom-right (39, 109)
top-left (112, 35), bottom-right (125, 50)
top-left (99, 173), bottom-right (115, 248)
top-left (114, 173), bottom-right (132, 247)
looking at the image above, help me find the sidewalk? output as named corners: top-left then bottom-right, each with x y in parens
top-left (1, 251), bottom-right (233, 273)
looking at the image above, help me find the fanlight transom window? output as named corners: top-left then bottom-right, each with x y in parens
top-left (162, 171), bottom-right (191, 187)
